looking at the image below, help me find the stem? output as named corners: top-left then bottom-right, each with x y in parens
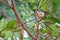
top-left (12, 0), bottom-right (36, 40)
top-left (35, 10), bottom-right (40, 40)
top-left (0, 0), bottom-right (36, 40)
top-left (36, 20), bottom-right (40, 40)
top-left (0, 7), bottom-right (12, 20)
top-left (12, 5), bottom-right (36, 40)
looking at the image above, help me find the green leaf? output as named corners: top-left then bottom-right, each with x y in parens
top-left (49, 24), bottom-right (56, 31)
top-left (28, 0), bottom-right (35, 2)
top-left (6, 20), bottom-right (16, 29)
top-left (52, 31), bottom-right (59, 37)
top-left (0, 18), bottom-right (5, 31)
top-left (2, 30), bottom-right (13, 37)
top-left (40, 28), bottom-right (48, 33)
top-left (44, 15), bottom-right (60, 24)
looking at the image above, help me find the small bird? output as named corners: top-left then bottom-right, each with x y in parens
top-left (33, 10), bottom-right (45, 18)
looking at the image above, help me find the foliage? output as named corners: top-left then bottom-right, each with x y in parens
top-left (0, 0), bottom-right (60, 40)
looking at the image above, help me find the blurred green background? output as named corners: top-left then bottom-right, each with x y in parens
top-left (0, 0), bottom-right (60, 40)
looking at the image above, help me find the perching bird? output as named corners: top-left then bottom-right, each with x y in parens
top-left (33, 10), bottom-right (45, 18)
top-left (33, 9), bottom-right (48, 21)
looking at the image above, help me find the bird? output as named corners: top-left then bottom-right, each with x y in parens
top-left (33, 10), bottom-right (45, 18)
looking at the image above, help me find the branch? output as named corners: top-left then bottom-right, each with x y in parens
top-left (34, 10), bottom-right (41, 40)
top-left (36, 21), bottom-right (40, 40)
top-left (18, 22), bottom-right (24, 40)
top-left (0, 1), bottom-right (24, 40)
top-left (35, 16), bottom-right (40, 40)
top-left (0, 7), bottom-right (12, 20)
top-left (12, 0), bottom-right (15, 7)
top-left (6, 0), bottom-right (12, 6)
top-left (0, 0), bottom-right (36, 39)
top-left (11, 0), bottom-right (36, 40)
top-left (0, 0), bottom-right (12, 9)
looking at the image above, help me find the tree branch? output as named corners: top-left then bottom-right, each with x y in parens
top-left (36, 21), bottom-right (40, 40)
top-left (0, 7), bottom-right (12, 20)
top-left (11, 0), bottom-right (36, 39)
top-left (34, 10), bottom-right (40, 40)
top-left (0, 0), bottom-right (12, 9)
top-left (0, 0), bottom-right (36, 40)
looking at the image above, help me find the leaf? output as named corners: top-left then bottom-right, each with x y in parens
top-left (0, 18), bottom-right (5, 31)
top-left (52, 0), bottom-right (60, 13)
top-left (49, 24), bottom-right (56, 31)
top-left (6, 20), bottom-right (16, 29)
top-left (28, 0), bottom-right (35, 2)
top-left (44, 15), bottom-right (60, 24)
top-left (2, 30), bottom-right (13, 37)
top-left (40, 28), bottom-right (48, 33)
top-left (52, 31), bottom-right (59, 37)
top-left (28, 2), bottom-right (36, 9)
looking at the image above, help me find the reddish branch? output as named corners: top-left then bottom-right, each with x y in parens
top-left (36, 21), bottom-right (40, 40)
top-left (18, 22), bottom-right (24, 40)
top-left (11, 0), bottom-right (36, 39)
top-left (35, 16), bottom-right (40, 40)
top-left (0, 0), bottom-right (36, 40)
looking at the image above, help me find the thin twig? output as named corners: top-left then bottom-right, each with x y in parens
top-left (35, 1), bottom-right (41, 39)
top-left (0, 7), bottom-right (12, 20)
top-left (36, 21), bottom-right (40, 40)
top-left (11, 0), bottom-right (36, 40)
top-left (0, 0), bottom-right (36, 40)
top-left (18, 22), bottom-right (24, 40)
top-left (0, 1), bottom-right (12, 9)
top-left (34, 10), bottom-right (40, 40)
top-left (6, 0), bottom-right (12, 6)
